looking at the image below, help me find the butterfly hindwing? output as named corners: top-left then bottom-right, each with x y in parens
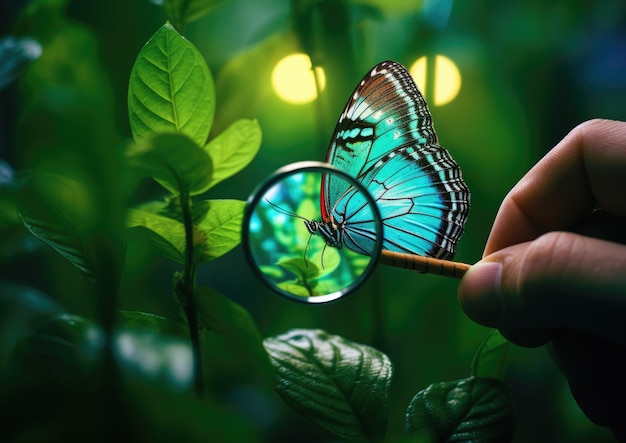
top-left (323, 60), bottom-right (470, 259)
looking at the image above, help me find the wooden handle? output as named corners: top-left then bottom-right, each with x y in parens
top-left (378, 250), bottom-right (471, 279)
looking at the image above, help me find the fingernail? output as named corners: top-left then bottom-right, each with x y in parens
top-left (458, 261), bottom-right (503, 325)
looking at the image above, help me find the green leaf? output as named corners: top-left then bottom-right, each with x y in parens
top-left (277, 256), bottom-right (321, 281)
top-left (117, 310), bottom-right (186, 337)
top-left (126, 132), bottom-right (213, 195)
top-left (264, 329), bottom-right (393, 442)
top-left (471, 329), bottom-right (510, 380)
top-left (10, 313), bottom-right (104, 373)
top-left (130, 197), bottom-right (181, 220)
top-left (200, 119), bottom-right (262, 192)
top-left (126, 207), bottom-right (185, 263)
top-left (128, 22), bottom-right (215, 147)
top-left (163, 0), bottom-right (222, 28)
top-left (274, 256), bottom-right (323, 298)
top-left (194, 199), bottom-right (245, 262)
top-left (273, 249), bottom-right (344, 298)
top-left (195, 286), bottom-right (274, 388)
top-left (347, 0), bottom-right (424, 15)
top-left (127, 199), bottom-right (243, 265)
top-left (276, 249), bottom-right (340, 281)
top-left (17, 175), bottom-right (97, 285)
top-left (405, 377), bottom-right (515, 442)
top-left (276, 281), bottom-right (315, 297)
top-left (0, 283), bottom-right (64, 366)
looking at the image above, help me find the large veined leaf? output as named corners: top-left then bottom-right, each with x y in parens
top-left (17, 175), bottom-right (97, 285)
top-left (128, 21), bottom-right (215, 147)
top-left (125, 132), bottom-right (213, 195)
top-left (199, 119), bottom-right (261, 192)
top-left (471, 329), bottom-right (510, 380)
top-left (264, 329), bottom-right (392, 442)
top-left (194, 199), bottom-right (245, 262)
top-left (405, 377), bottom-right (515, 442)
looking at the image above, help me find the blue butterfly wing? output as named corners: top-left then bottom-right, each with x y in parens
top-left (324, 61), bottom-right (470, 259)
top-left (323, 60), bottom-right (437, 213)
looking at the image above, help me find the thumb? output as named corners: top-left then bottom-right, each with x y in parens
top-left (458, 231), bottom-right (626, 347)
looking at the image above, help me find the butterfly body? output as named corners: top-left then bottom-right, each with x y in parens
top-left (307, 60), bottom-right (470, 260)
top-left (303, 219), bottom-right (344, 249)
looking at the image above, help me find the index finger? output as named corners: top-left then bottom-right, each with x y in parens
top-left (485, 119), bottom-right (626, 256)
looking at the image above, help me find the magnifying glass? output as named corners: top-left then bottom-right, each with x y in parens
top-left (242, 161), bottom-right (383, 303)
top-left (242, 161), bottom-right (471, 303)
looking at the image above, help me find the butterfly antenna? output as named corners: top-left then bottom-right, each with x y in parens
top-left (264, 198), bottom-right (308, 221)
top-left (265, 198), bottom-right (316, 268)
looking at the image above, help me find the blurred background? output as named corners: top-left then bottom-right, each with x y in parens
top-left (2, 0), bottom-right (626, 441)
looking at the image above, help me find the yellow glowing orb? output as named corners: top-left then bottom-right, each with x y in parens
top-left (272, 53), bottom-right (326, 105)
top-left (409, 55), bottom-right (461, 106)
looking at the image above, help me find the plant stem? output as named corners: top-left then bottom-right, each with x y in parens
top-left (178, 189), bottom-right (205, 397)
top-left (185, 291), bottom-right (204, 397)
top-left (94, 236), bottom-right (124, 437)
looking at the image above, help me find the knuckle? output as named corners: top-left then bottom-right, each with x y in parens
top-left (517, 231), bottom-right (577, 300)
top-left (571, 118), bottom-right (611, 137)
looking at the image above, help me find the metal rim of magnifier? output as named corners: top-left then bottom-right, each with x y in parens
top-left (242, 161), bottom-right (383, 303)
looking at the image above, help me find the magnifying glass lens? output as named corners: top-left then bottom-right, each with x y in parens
top-left (244, 162), bottom-right (382, 303)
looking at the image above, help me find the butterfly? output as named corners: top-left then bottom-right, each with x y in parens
top-left (303, 60), bottom-right (470, 260)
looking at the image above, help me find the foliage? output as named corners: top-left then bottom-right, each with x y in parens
top-left (404, 332), bottom-right (513, 442)
top-left (0, 0), bottom-right (565, 441)
top-left (1, 2), bottom-right (266, 440)
top-left (17, 174), bottom-right (99, 285)
top-left (262, 327), bottom-right (512, 442)
top-left (264, 329), bottom-right (392, 442)
top-left (128, 22), bottom-right (215, 148)
top-left (248, 172), bottom-right (371, 299)
top-left (405, 377), bottom-right (515, 442)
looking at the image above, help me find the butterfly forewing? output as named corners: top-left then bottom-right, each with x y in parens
top-left (323, 61), bottom-right (436, 214)
top-left (323, 60), bottom-right (470, 259)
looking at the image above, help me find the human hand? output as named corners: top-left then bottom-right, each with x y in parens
top-left (457, 119), bottom-right (626, 437)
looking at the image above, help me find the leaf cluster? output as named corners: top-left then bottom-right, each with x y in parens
top-left (263, 328), bottom-right (513, 442)
top-left (126, 22), bottom-right (260, 268)
top-left (2, 2), bottom-right (270, 439)
top-left (1, 2), bottom-right (518, 442)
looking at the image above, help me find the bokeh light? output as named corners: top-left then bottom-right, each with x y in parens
top-left (271, 53), bottom-right (326, 104)
top-left (409, 55), bottom-right (461, 106)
